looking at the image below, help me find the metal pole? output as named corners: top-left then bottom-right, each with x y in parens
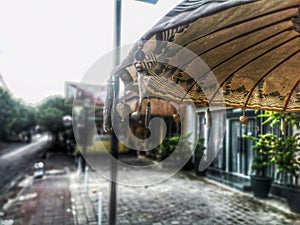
top-left (98, 192), bottom-right (103, 225)
top-left (109, 1), bottom-right (159, 223)
top-left (82, 105), bottom-right (88, 173)
top-left (84, 166), bottom-right (89, 193)
top-left (109, 0), bottom-right (121, 224)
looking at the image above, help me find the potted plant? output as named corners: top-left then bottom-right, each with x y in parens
top-left (193, 136), bottom-right (206, 175)
top-left (151, 134), bottom-right (191, 164)
top-left (154, 135), bottom-right (180, 161)
top-left (243, 133), bottom-right (277, 198)
top-left (167, 134), bottom-right (193, 169)
top-left (257, 111), bottom-right (300, 212)
top-left (275, 133), bottom-right (300, 213)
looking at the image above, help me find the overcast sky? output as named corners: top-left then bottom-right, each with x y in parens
top-left (0, 0), bottom-right (181, 104)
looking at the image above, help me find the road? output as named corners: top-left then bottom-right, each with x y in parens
top-left (0, 134), bottom-right (50, 197)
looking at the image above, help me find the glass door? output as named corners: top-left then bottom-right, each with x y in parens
top-left (226, 118), bottom-right (256, 176)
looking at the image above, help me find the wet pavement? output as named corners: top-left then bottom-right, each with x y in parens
top-left (71, 169), bottom-right (300, 225)
top-left (1, 150), bottom-right (300, 225)
top-left (0, 135), bottom-right (50, 208)
top-left (0, 150), bottom-right (76, 225)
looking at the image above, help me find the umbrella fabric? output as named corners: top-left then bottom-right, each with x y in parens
top-left (120, 0), bottom-right (300, 112)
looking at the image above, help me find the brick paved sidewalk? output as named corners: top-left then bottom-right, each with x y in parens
top-left (70, 168), bottom-right (300, 225)
top-left (2, 152), bottom-right (300, 225)
top-left (0, 151), bottom-right (76, 225)
top-left (2, 175), bottom-right (75, 225)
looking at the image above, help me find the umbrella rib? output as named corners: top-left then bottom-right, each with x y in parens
top-left (283, 78), bottom-right (300, 112)
top-left (183, 32), bottom-right (299, 102)
top-left (243, 49), bottom-right (300, 110)
top-left (194, 18), bottom-right (295, 56)
top-left (143, 0), bottom-right (255, 40)
top-left (179, 22), bottom-right (293, 71)
top-left (181, 5), bottom-right (299, 48)
top-left (166, 7), bottom-right (300, 80)
top-left (206, 35), bottom-right (300, 104)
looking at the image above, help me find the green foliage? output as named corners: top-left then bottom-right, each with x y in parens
top-left (249, 111), bottom-right (300, 186)
top-left (258, 111), bottom-right (299, 129)
top-left (0, 89), bottom-right (71, 142)
top-left (38, 107), bottom-right (64, 133)
top-left (156, 135), bottom-right (180, 160)
top-left (274, 133), bottom-right (300, 186)
top-left (0, 88), bottom-right (38, 140)
top-left (243, 133), bottom-right (277, 176)
top-left (37, 96), bottom-right (71, 133)
top-left (193, 137), bottom-right (206, 165)
top-left (149, 134), bottom-right (205, 169)
top-left (151, 134), bottom-right (191, 161)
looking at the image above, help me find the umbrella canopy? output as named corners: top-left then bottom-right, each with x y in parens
top-left (119, 0), bottom-right (300, 112)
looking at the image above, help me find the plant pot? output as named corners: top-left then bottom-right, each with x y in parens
top-left (282, 186), bottom-right (300, 214)
top-left (250, 176), bottom-right (272, 198)
top-left (194, 167), bottom-right (207, 176)
top-left (182, 160), bottom-right (194, 170)
top-left (270, 183), bottom-right (283, 197)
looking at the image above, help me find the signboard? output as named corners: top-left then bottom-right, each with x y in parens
top-left (64, 81), bottom-right (106, 107)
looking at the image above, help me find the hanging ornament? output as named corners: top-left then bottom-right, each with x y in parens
top-left (240, 108), bottom-right (248, 125)
top-left (103, 78), bottom-right (113, 133)
top-left (116, 102), bottom-right (131, 122)
top-left (145, 99), bottom-right (151, 128)
top-left (131, 111), bottom-right (140, 121)
top-left (137, 65), bottom-right (151, 106)
top-left (206, 109), bottom-right (211, 128)
top-left (280, 116), bottom-right (286, 135)
top-left (173, 113), bottom-right (180, 124)
top-left (131, 46), bottom-right (150, 123)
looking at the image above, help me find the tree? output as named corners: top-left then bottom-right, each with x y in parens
top-left (36, 96), bottom-right (72, 141)
top-left (0, 87), bottom-right (38, 142)
top-left (0, 88), bottom-right (14, 140)
top-left (38, 107), bottom-right (64, 133)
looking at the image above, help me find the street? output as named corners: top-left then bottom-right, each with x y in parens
top-left (0, 134), bottom-right (50, 206)
top-left (1, 148), bottom-right (300, 225)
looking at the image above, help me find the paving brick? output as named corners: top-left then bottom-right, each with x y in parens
top-left (70, 168), bottom-right (300, 225)
top-left (1, 152), bottom-right (76, 225)
top-left (3, 151), bottom-right (300, 225)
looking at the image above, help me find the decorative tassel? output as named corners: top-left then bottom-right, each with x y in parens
top-left (131, 58), bottom-right (150, 122)
top-left (103, 79), bottom-right (113, 133)
top-left (145, 99), bottom-right (151, 128)
top-left (117, 102), bottom-right (131, 122)
top-left (137, 70), bottom-right (150, 105)
top-left (206, 109), bottom-right (211, 128)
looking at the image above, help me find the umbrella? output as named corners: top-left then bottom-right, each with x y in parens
top-left (119, 0), bottom-right (300, 113)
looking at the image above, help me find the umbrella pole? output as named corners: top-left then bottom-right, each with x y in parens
top-left (109, 2), bottom-right (158, 224)
top-left (109, 0), bottom-right (121, 224)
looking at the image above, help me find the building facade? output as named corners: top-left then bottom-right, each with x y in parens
top-left (197, 108), bottom-right (298, 196)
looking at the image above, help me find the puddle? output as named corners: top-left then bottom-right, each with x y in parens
top-left (0, 219), bottom-right (14, 225)
top-left (45, 169), bottom-right (66, 175)
top-left (18, 176), bottom-right (33, 188)
top-left (19, 192), bottom-right (38, 201)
